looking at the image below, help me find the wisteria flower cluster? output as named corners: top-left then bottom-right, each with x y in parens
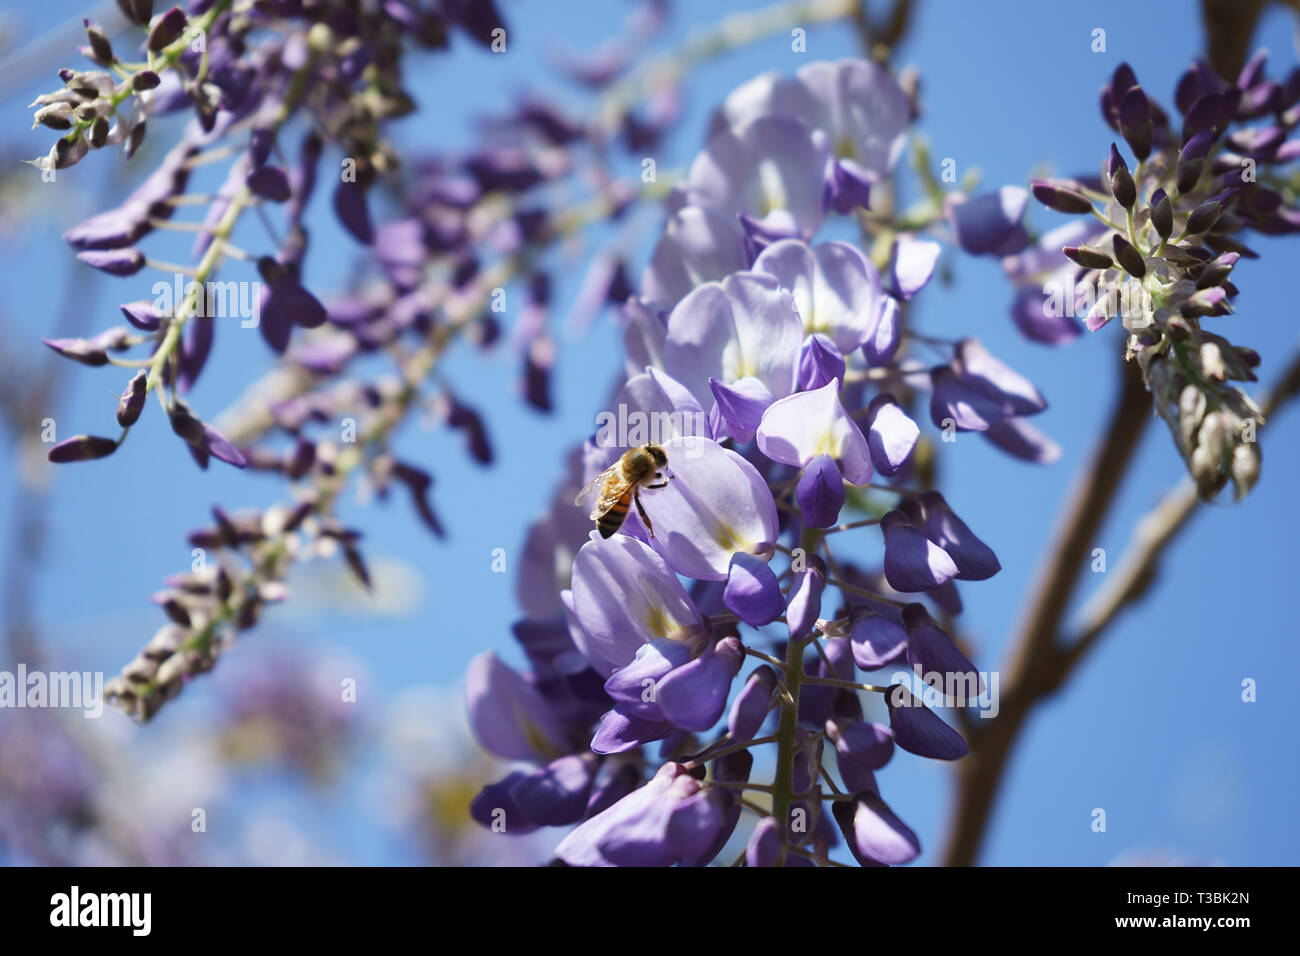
top-left (1006, 56), bottom-right (1300, 499)
top-left (466, 58), bottom-right (1053, 866)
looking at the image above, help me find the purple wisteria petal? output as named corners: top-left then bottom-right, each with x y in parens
top-left (509, 753), bottom-right (597, 827)
top-left (569, 532), bottom-right (709, 673)
top-left (929, 366), bottom-right (1012, 431)
top-left (604, 639), bottom-right (692, 719)
top-left (201, 424), bottom-right (247, 469)
top-left (724, 552), bottom-right (785, 627)
top-left (918, 491), bottom-right (1000, 580)
top-left (464, 651), bottom-right (569, 762)
top-left (753, 239), bottom-right (884, 353)
top-left (622, 297), bottom-right (668, 374)
top-left (955, 338), bottom-right (1047, 416)
top-left (881, 510), bottom-right (958, 592)
top-left (641, 205), bottom-right (751, 309)
top-left (686, 116), bottom-right (829, 238)
top-left (949, 186), bottom-right (1030, 256)
top-left (714, 60), bottom-right (908, 183)
top-left (862, 295), bottom-right (902, 367)
top-left (885, 685), bottom-right (969, 760)
top-left (591, 708), bottom-right (672, 755)
top-left (656, 637), bottom-right (744, 731)
top-left (610, 367), bottom-right (710, 449)
top-left (785, 554), bottom-right (826, 641)
top-left (983, 416), bottom-right (1063, 464)
top-left (746, 815), bottom-right (782, 866)
top-left (119, 300), bottom-right (163, 332)
top-left (586, 765), bottom-right (641, 819)
top-left (756, 379), bottom-right (873, 484)
top-left (796, 453), bottom-right (846, 528)
top-left (556, 763), bottom-right (722, 867)
top-left (849, 607), bottom-right (909, 669)
top-left (664, 272), bottom-right (803, 410)
top-left (902, 603), bottom-right (983, 701)
top-left (866, 394), bottom-right (919, 476)
top-left (797, 334), bottom-right (846, 392)
top-left (829, 717), bottom-right (896, 772)
top-left (76, 248), bottom-right (145, 276)
top-left (887, 234), bottom-right (941, 300)
top-left (470, 771), bottom-right (539, 835)
top-left (1010, 283), bottom-right (1084, 345)
top-left (709, 376), bottom-right (772, 445)
top-left (826, 156), bottom-right (874, 213)
top-left (728, 665), bottom-right (776, 742)
top-left (639, 436), bottom-right (779, 581)
top-left (851, 791), bottom-right (921, 864)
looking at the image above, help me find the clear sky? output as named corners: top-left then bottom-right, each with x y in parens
top-left (1, 0), bottom-right (1297, 865)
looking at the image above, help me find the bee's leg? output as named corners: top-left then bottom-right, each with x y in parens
top-left (646, 480), bottom-right (669, 489)
top-left (633, 487), bottom-right (655, 538)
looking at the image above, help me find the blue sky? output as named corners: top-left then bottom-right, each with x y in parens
top-left (1, 0), bottom-right (1297, 865)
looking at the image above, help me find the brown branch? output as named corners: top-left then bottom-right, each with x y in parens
top-left (1063, 344), bottom-right (1300, 668)
top-left (940, 357), bottom-right (1151, 866)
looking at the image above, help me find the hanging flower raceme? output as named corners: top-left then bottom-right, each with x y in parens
top-left (465, 55), bottom-right (1042, 866)
top-left (1003, 54), bottom-right (1299, 499)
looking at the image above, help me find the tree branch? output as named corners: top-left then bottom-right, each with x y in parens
top-left (940, 356), bottom-right (1151, 866)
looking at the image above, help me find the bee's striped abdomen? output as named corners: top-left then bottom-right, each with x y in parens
top-left (597, 490), bottom-right (633, 538)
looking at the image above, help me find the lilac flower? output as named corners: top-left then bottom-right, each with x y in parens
top-left (664, 271), bottom-right (803, 410)
top-left (641, 206), bottom-right (751, 309)
top-left (724, 552), bottom-right (785, 627)
top-left (902, 603), bottom-right (983, 702)
top-left (728, 665), bottom-right (777, 742)
top-left (686, 116), bottom-right (830, 240)
top-left (929, 338), bottom-right (1047, 432)
top-left (915, 491), bottom-right (1000, 581)
top-left (849, 604), bottom-right (909, 670)
top-left (885, 685), bottom-right (969, 760)
top-left (880, 510), bottom-right (958, 592)
top-left (887, 234), bottom-right (941, 300)
top-left (947, 187), bottom-right (1030, 256)
top-left (567, 533), bottom-right (710, 674)
top-left (756, 380), bottom-right (873, 526)
top-left (555, 762), bottom-right (733, 867)
top-left (636, 436), bottom-right (780, 581)
top-left (655, 636), bottom-right (745, 731)
top-left (865, 394), bottom-right (919, 476)
top-left (714, 59), bottom-right (910, 192)
top-left (465, 651), bottom-right (571, 762)
top-left (753, 239), bottom-right (885, 353)
top-left (837, 789), bottom-right (921, 865)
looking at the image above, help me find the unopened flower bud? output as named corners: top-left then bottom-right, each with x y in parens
top-left (1064, 245), bottom-right (1114, 270)
top-left (1112, 234), bottom-right (1146, 277)
top-left (47, 434), bottom-right (119, 463)
top-left (1149, 188), bottom-right (1173, 238)
top-left (1107, 144), bottom-right (1136, 208)
top-left (116, 369), bottom-right (148, 426)
top-left (84, 20), bottom-right (115, 66)
top-left (1231, 442), bottom-right (1260, 499)
top-left (1030, 180), bottom-right (1093, 214)
top-left (147, 6), bottom-right (188, 53)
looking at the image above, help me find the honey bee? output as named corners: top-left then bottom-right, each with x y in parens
top-left (575, 444), bottom-right (672, 538)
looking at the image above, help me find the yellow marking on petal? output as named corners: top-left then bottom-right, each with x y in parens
top-left (756, 159), bottom-right (788, 215)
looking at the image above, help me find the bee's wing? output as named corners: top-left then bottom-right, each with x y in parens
top-left (574, 463), bottom-right (619, 514)
top-left (589, 475), bottom-right (633, 520)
